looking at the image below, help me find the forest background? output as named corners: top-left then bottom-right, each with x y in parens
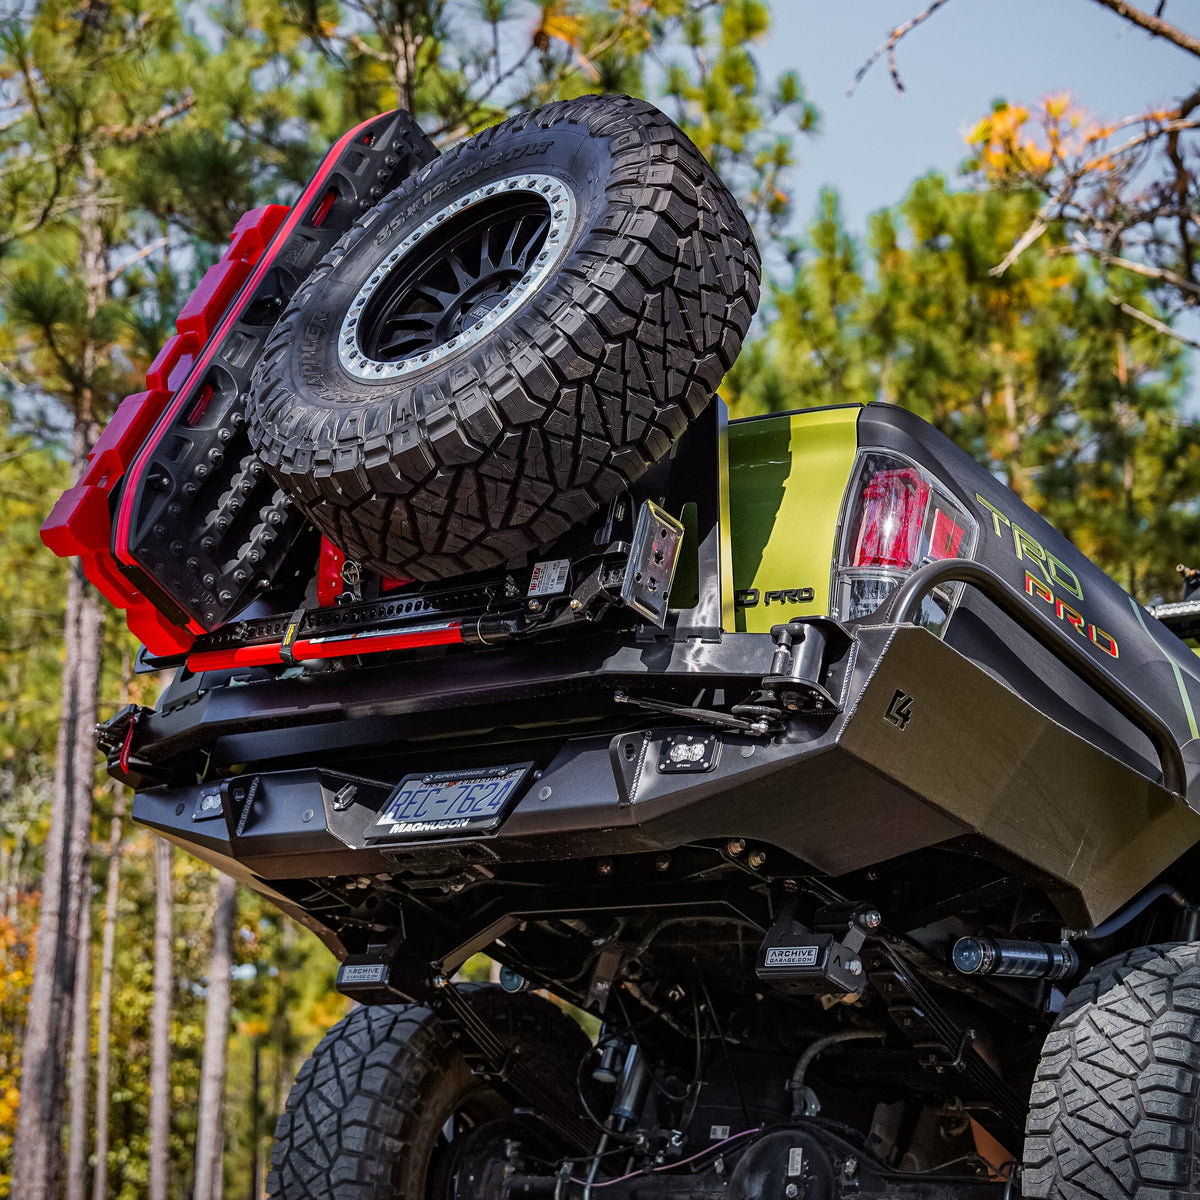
top-left (2, 1), bottom-right (1200, 1197)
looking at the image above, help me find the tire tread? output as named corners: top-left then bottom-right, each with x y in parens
top-left (1023, 943), bottom-right (1200, 1199)
top-left (247, 94), bottom-right (760, 580)
top-left (266, 989), bottom-right (589, 1200)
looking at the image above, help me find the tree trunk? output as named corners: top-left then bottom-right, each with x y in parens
top-left (0, 836), bottom-right (9, 921)
top-left (91, 795), bottom-right (125, 1200)
top-left (248, 1034), bottom-right (262, 1200)
top-left (11, 139), bottom-right (107, 1200)
top-left (148, 839), bottom-right (173, 1200)
top-left (194, 872), bottom-right (237, 1200)
top-left (67, 878), bottom-right (93, 1200)
top-left (11, 550), bottom-right (103, 1200)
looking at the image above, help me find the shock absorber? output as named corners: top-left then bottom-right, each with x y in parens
top-left (609, 1042), bottom-right (650, 1133)
top-left (952, 936), bottom-right (1079, 981)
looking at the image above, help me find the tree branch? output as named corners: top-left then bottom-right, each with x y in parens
top-left (852, 0), bottom-right (1200, 102)
top-left (107, 237), bottom-right (169, 285)
top-left (990, 216), bottom-right (1050, 276)
top-left (1087, 0), bottom-right (1200, 57)
top-left (96, 94), bottom-right (194, 144)
top-left (1107, 292), bottom-right (1200, 348)
top-left (849, 0), bottom-right (953, 96)
top-left (1080, 232), bottom-right (1200, 296)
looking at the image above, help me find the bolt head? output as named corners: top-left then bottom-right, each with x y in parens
top-left (747, 850), bottom-right (766, 869)
top-left (597, 858), bottom-right (613, 876)
top-left (785, 1185), bottom-right (800, 1199)
top-left (863, 909), bottom-right (882, 929)
top-left (847, 959), bottom-right (863, 976)
top-left (726, 839), bottom-right (745, 856)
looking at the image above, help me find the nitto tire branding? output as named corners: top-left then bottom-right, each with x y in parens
top-left (380, 141), bottom-right (554, 239)
top-left (976, 494), bottom-right (1119, 659)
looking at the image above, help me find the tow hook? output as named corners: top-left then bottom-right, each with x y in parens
top-left (94, 703), bottom-right (150, 773)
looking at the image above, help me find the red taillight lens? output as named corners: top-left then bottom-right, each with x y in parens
top-left (929, 508), bottom-right (965, 560)
top-left (852, 468), bottom-right (930, 569)
top-left (833, 450), bottom-right (977, 630)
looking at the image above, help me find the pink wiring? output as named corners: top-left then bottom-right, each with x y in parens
top-left (569, 1127), bottom-right (763, 1189)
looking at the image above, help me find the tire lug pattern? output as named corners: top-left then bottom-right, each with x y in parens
top-left (247, 93), bottom-right (760, 581)
top-left (266, 986), bottom-right (591, 1200)
top-left (1023, 942), bottom-right (1200, 1198)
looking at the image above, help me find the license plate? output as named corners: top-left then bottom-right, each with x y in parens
top-left (364, 763), bottom-right (533, 842)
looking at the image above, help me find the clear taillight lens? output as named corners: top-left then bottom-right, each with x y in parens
top-left (832, 452), bottom-right (976, 631)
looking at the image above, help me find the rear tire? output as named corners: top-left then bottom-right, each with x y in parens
top-left (266, 987), bottom-right (590, 1200)
top-left (1023, 943), bottom-right (1200, 1198)
top-left (247, 93), bottom-right (759, 581)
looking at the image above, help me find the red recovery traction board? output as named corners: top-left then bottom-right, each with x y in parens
top-left (40, 204), bottom-right (289, 655)
top-left (110, 112), bottom-right (398, 608)
top-left (42, 109), bottom-right (433, 657)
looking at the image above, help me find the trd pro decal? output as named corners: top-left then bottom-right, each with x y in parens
top-left (1024, 573), bottom-right (1118, 658)
top-left (735, 587), bottom-right (815, 608)
top-left (976, 495), bottom-right (1083, 598)
top-left (976, 494), bottom-right (1118, 659)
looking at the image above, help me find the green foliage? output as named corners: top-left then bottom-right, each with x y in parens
top-left (0, 411), bottom-right (68, 797)
top-left (219, 889), bottom-right (348, 1193)
top-left (662, 0), bottom-right (818, 243)
top-left (734, 173), bottom-right (1198, 599)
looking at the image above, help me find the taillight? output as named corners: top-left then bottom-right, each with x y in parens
top-left (852, 467), bottom-right (929, 569)
top-left (832, 452), bottom-right (976, 630)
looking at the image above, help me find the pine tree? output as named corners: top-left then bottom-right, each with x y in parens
top-left (1, 6), bottom-right (195, 1192)
top-left (735, 174), bottom-right (1199, 599)
top-left (90, 794), bottom-right (124, 1200)
top-left (0, 3), bottom-right (315, 1192)
top-left (147, 840), bottom-right (172, 1200)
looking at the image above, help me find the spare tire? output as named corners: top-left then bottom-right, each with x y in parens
top-left (247, 93), bottom-right (760, 580)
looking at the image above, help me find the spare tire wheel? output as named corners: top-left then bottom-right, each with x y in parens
top-left (247, 93), bottom-right (761, 581)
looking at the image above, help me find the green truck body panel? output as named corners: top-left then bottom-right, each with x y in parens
top-left (726, 404), bottom-right (860, 633)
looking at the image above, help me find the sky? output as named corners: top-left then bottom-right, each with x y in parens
top-left (756, 0), bottom-right (1200, 234)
